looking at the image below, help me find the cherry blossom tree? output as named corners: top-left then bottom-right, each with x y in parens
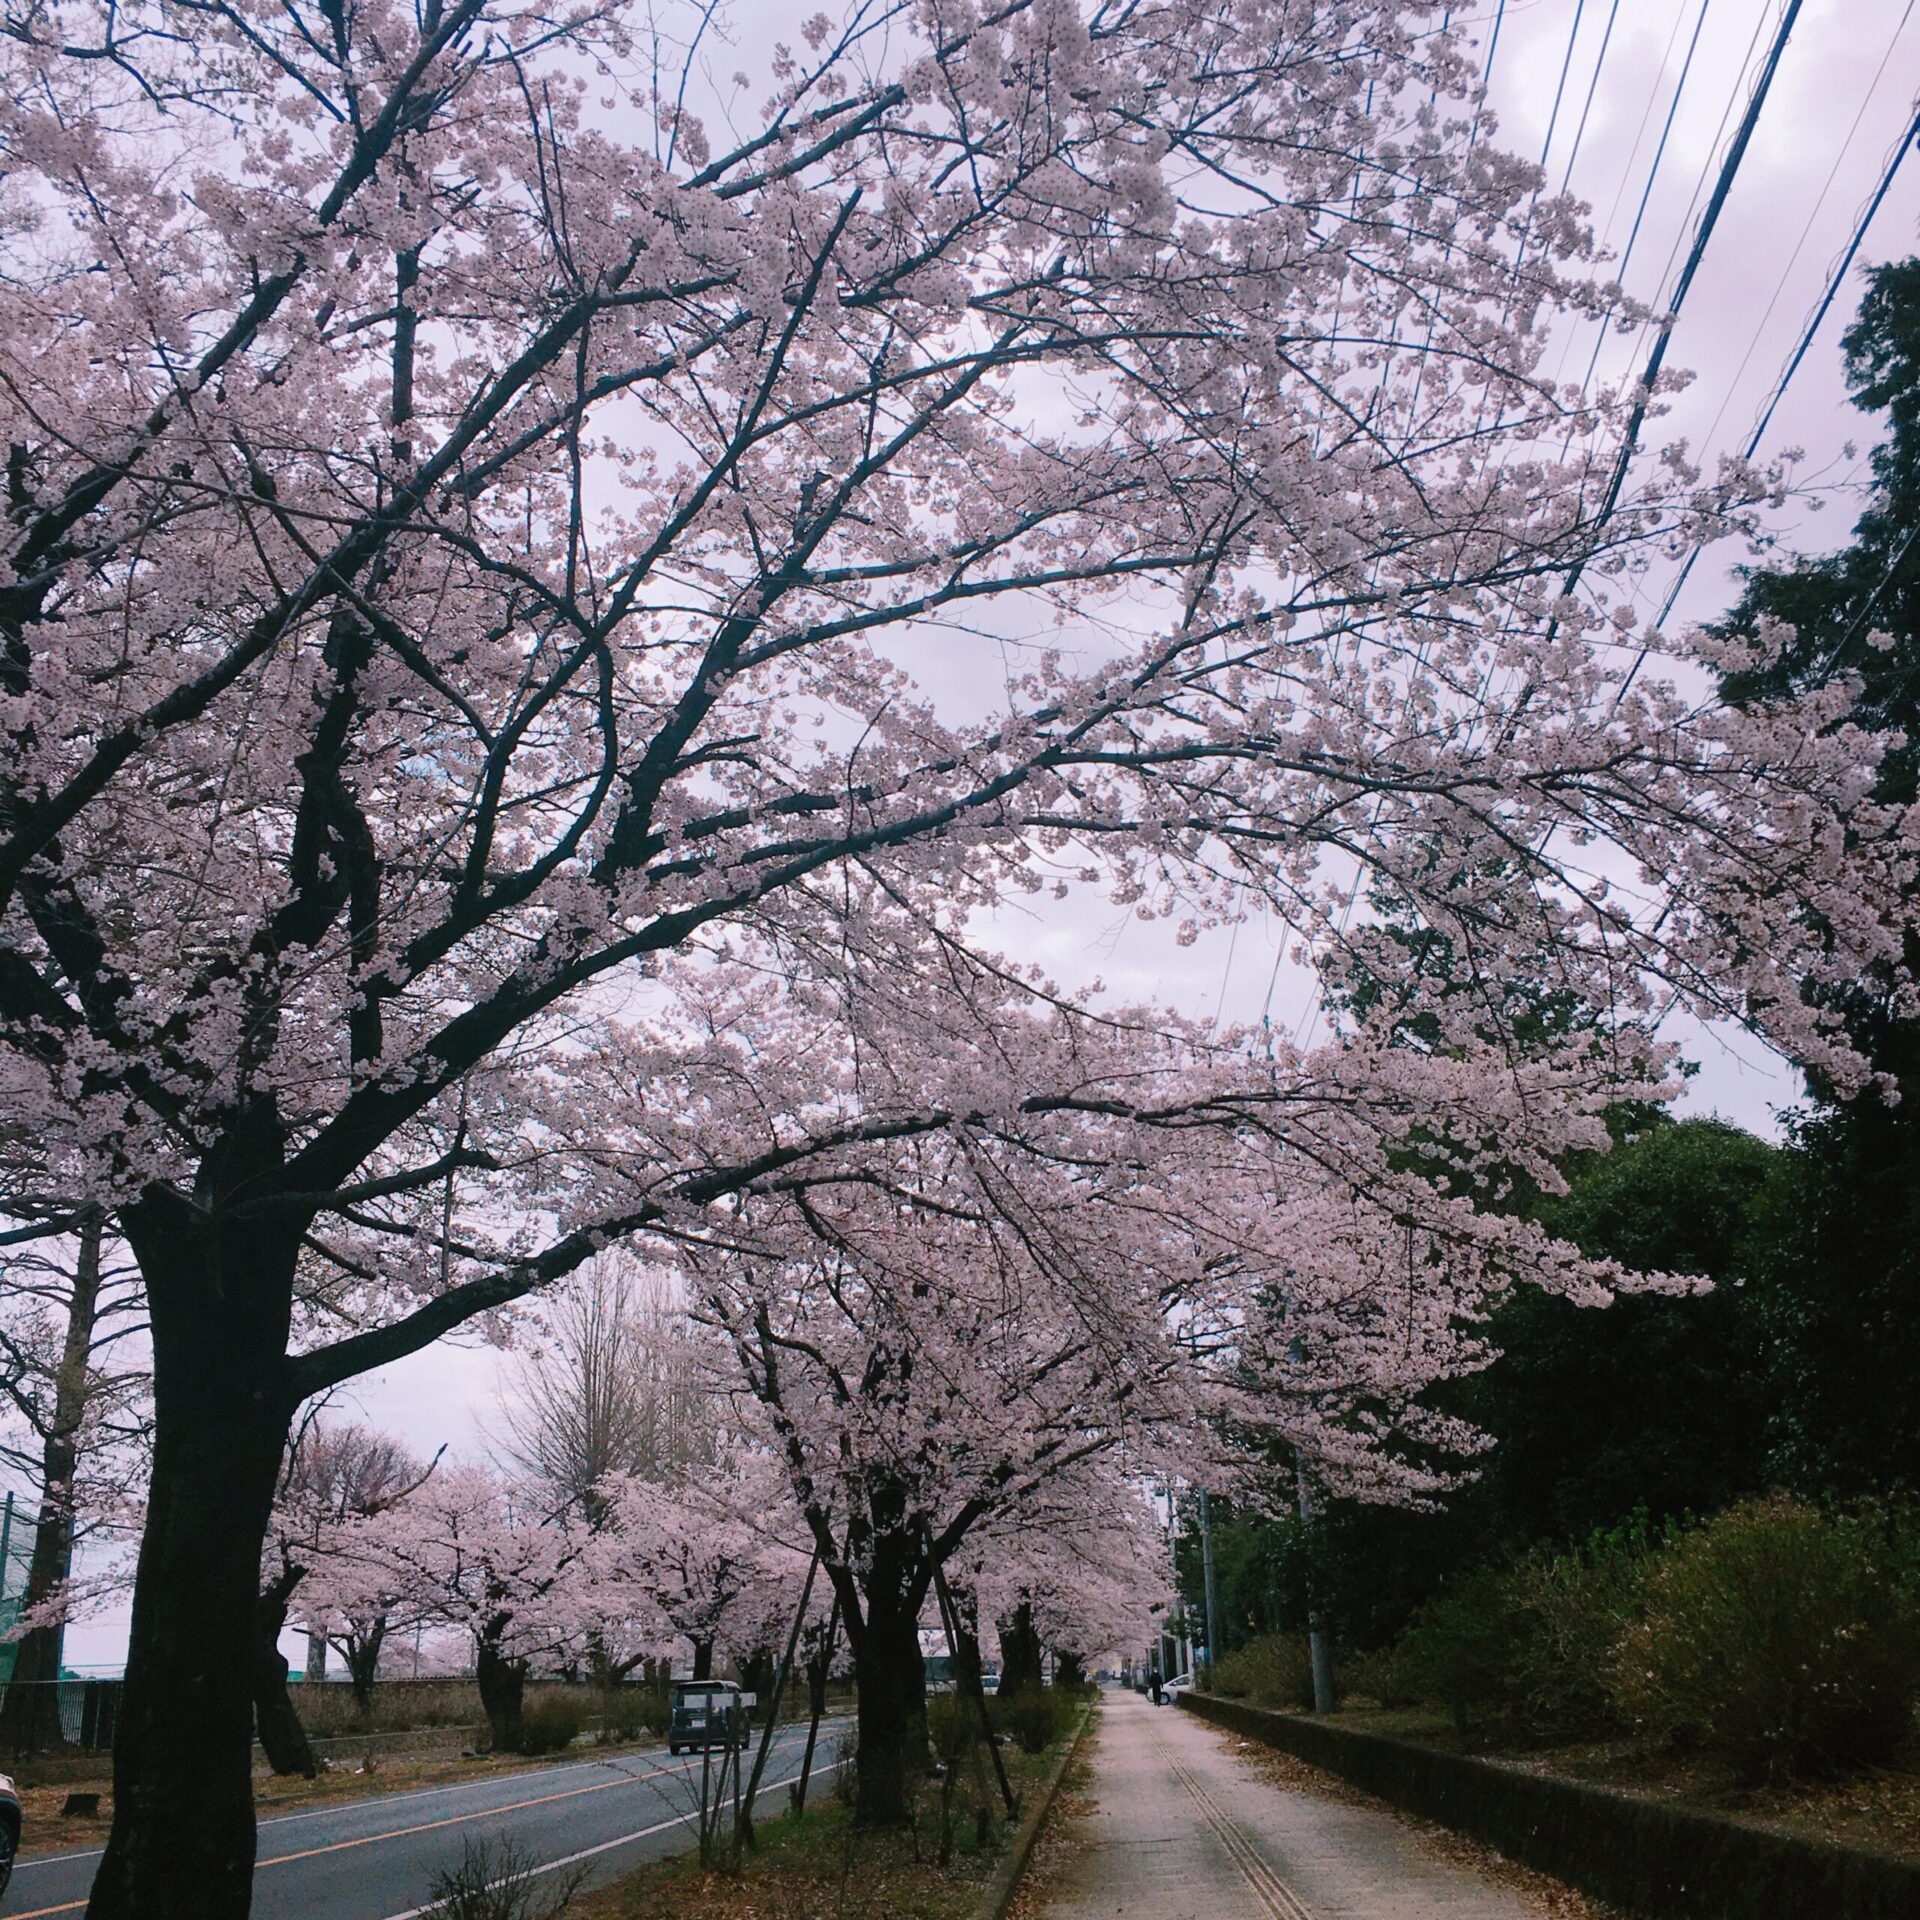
top-left (588, 1452), bottom-right (812, 1685)
top-left (325, 1462), bottom-right (591, 1749)
top-left (255, 1418), bottom-right (439, 1775)
top-left (0, 0), bottom-right (1911, 1908)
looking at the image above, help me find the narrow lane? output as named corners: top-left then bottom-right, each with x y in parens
top-left (3, 1720), bottom-right (845, 1919)
top-left (1041, 1691), bottom-right (1537, 1920)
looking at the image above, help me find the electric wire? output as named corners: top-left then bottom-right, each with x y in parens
top-left (1573, 0), bottom-right (1716, 399)
top-left (1621, 34), bottom-right (1920, 687)
top-left (1695, 0), bottom-right (1913, 456)
top-left (1567, 0), bottom-right (1804, 615)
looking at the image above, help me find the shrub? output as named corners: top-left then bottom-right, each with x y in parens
top-left (291, 1679), bottom-right (482, 1738)
top-left (994, 1685), bottom-right (1063, 1754)
top-left (1507, 1519), bottom-right (1655, 1737)
top-left (593, 1687), bottom-right (667, 1745)
top-left (1397, 1564), bottom-right (1530, 1736)
top-left (1341, 1643), bottom-right (1418, 1709)
top-left (1209, 1635), bottom-right (1320, 1711)
top-left (831, 1727), bottom-right (859, 1807)
top-left (509, 1694), bottom-right (585, 1757)
top-left (421, 1835), bottom-right (586, 1920)
top-left (927, 1690), bottom-right (981, 1763)
top-left (1609, 1495), bottom-right (1920, 1781)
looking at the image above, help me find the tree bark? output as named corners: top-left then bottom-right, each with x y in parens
top-left (0, 1216), bottom-right (103, 1755)
top-left (86, 1188), bottom-right (302, 1920)
top-left (851, 1579), bottom-right (927, 1827)
top-left (740, 1645), bottom-right (775, 1711)
top-left (692, 1636), bottom-right (714, 1682)
top-left (998, 1602), bottom-right (1044, 1695)
top-left (476, 1631), bottom-right (526, 1751)
top-left (253, 1570), bottom-right (319, 1776)
top-left (304, 1631), bottom-right (329, 1681)
top-left (345, 1619), bottom-right (387, 1711)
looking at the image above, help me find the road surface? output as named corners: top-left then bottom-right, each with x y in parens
top-left (3, 1720), bottom-right (844, 1920)
top-left (1041, 1691), bottom-right (1538, 1920)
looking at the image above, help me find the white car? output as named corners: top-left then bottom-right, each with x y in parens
top-left (1161, 1672), bottom-right (1193, 1702)
top-left (0, 1769), bottom-right (19, 1896)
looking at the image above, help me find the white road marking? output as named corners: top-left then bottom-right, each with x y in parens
top-left (376, 1764), bottom-right (808, 1920)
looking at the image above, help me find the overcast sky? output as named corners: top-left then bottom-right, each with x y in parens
top-left (50, 0), bottom-right (1920, 1670)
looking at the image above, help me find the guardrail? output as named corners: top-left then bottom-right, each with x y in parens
top-left (1179, 1691), bottom-right (1920, 1920)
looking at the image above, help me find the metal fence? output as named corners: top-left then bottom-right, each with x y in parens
top-left (0, 1676), bottom-right (121, 1754)
top-left (0, 1490), bottom-right (37, 1685)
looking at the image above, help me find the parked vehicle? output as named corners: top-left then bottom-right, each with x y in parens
top-left (1161, 1672), bottom-right (1193, 1702)
top-left (0, 1769), bottom-right (20, 1896)
top-left (667, 1680), bottom-right (751, 1756)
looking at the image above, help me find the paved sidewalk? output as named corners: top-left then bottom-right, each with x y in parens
top-left (1040, 1690), bottom-right (1538, 1920)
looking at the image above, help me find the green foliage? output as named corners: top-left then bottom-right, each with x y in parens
top-left (993, 1685), bottom-right (1063, 1755)
top-left (1396, 1563), bottom-right (1530, 1736)
top-left (1395, 1521), bottom-right (1657, 1740)
top-left (926, 1690), bottom-right (980, 1763)
top-left (1465, 1121), bottom-right (1779, 1548)
top-left (594, 1686), bottom-right (667, 1744)
top-left (1505, 1519), bottom-right (1656, 1735)
top-left (508, 1693), bottom-right (586, 1756)
top-left (1208, 1634), bottom-right (1320, 1711)
top-left (1610, 1496), bottom-right (1920, 1781)
top-left (1712, 255), bottom-right (1920, 1498)
top-left (1340, 1642), bottom-right (1418, 1709)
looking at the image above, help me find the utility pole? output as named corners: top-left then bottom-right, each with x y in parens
top-left (1198, 1487), bottom-right (1223, 1680)
top-left (1295, 1462), bottom-right (1336, 1713)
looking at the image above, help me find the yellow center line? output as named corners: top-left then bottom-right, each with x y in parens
top-left (5, 1742), bottom-right (772, 1919)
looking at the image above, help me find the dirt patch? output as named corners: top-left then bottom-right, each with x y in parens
top-left (575, 1731), bottom-right (1073, 1920)
top-left (1004, 1726), bottom-right (1099, 1920)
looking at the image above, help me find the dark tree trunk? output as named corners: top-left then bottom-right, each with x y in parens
top-left (740, 1645), bottom-right (775, 1715)
top-left (253, 1569), bottom-right (319, 1776)
top-left (0, 1217), bottom-right (103, 1755)
top-left (692, 1637), bottom-right (714, 1682)
top-left (1054, 1650), bottom-right (1086, 1690)
top-left (998, 1602), bottom-right (1044, 1695)
top-left (944, 1583), bottom-right (983, 1694)
top-left (345, 1618), bottom-right (387, 1711)
top-left (476, 1631), bottom-right (527, 1751)
top-left (851, 1571), bottom-right (927, 1827)
top-left (87, 1184), bottom-right (302, 1920)
top-left (305, 1631), bottom-right (329, 1681)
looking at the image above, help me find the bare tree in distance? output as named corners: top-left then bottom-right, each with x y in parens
top-left (0, 1216), bottom-right (148, 1752)
top-left (495, 1259), bottom-right (715, 1513)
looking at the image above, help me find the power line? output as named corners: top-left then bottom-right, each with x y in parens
top-left (1697, 0), bottom-right (1916, 457)
top-left (1646, 0), bottom-right (1780, 320)
top-left (1571, 0), bottom-right (1805, 604)
top-left (1574, 0), bottom-right (1717, 399)
top-left (1623, 41), bottom-right (1920, 676)
top-left (1745, 96), bottom-right (1920, 458)
top-left (1559, 0), bottom-right (1625, 196)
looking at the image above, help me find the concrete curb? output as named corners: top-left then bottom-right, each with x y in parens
top-left (976, 1697), bottom-right (1096, 1920)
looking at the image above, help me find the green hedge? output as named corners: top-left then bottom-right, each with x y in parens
top-left (1179, 1693), bottom-right (1920, 1920)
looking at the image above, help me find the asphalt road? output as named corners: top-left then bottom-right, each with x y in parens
top-left (3, 1719), bottom-right (846, 1920)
